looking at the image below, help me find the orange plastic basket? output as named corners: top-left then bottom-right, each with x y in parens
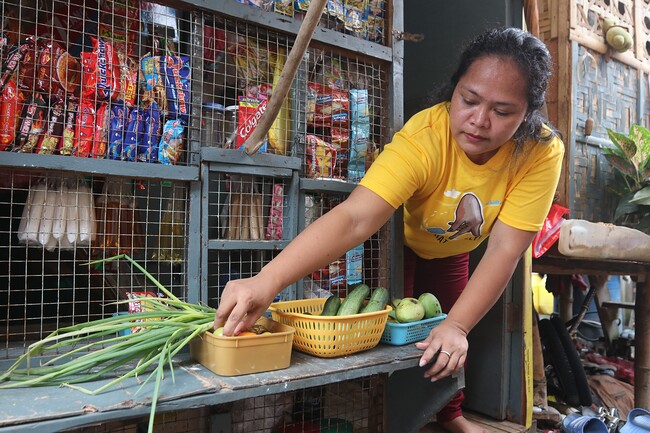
top-left (190, 316), bottom-right (295, 376)
top-left (268, 298), bottom-right (391, 358)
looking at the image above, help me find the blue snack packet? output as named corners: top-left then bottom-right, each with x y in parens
top-left (122, 107), bottom-right (143, 161)
top-left (160, 55), bottom-right (190, 124)
top-left (158, 119), bottom-right (184, 165)
top-left (108, 101), bottom-right (129, 160)
top-left (138, 100), bottom-right (161, 163)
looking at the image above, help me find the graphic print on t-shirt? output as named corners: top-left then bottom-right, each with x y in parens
top-left (425, 192), bottom-right (485, 240)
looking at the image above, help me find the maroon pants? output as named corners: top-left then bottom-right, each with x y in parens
top-left (403, 246), bottom-right (469, 423)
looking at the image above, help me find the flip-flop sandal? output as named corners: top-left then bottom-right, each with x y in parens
top-left (562, 413), bottom-right (608, 433)
top-left (621, 408), bottom-right (650, 433)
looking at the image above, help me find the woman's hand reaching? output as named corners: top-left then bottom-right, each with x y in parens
top-left (213, 274), bottom-right (280, 336)
top-left (414, 319), bottom-right (468, 382)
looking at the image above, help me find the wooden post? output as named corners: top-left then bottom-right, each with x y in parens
top-left (635, 272), bottom-right (650, 409)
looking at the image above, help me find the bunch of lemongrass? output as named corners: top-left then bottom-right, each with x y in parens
top-left (0, 254), bottom-right (216, 433)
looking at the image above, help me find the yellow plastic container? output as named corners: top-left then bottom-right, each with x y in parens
top-left (269, 298), bottom-right (391, 358)
top-left (190, 317), bottom-right (295, 376)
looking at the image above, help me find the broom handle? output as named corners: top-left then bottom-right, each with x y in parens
top-left (243, 0), bottom-right (328, 155)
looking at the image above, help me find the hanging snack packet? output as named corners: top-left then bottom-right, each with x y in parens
top-left (158, 119), bottom-right (184, 165)
top-left (273, 0), bottom-right (293, 16)
top-left (36, 40), bottom-right (81, 98)
top-left (58, 99), bottom-right (79, 156)
top-left (80, 37), bottom-right (121, 101)
top-left (16, 38), bottom-right (38, 91)
top-left (92, 103), bottom-right (109, 158)
top-left (344, 0), bottom-right (367, 36)
top-left (348, 88), bottom-right (370, 182)
top-left (73, 98), bottom-right (96, 157)
top-left (0, 79), bottom-right (24, 151)
top-left (305, 134), bottom-right (336, 178)
top-left (138, 100), bottom-right (161, 162)
top-left (227, 35), bottom-right (269, 86)
top-left (118, 53), bottom-right (138, 107)
top-left (122, 107), bottom-right (143, 161)
top-left (160, 55), bottom-right (190, 124)
top-left (37, 98), bottom-right (65, 154)
top-left (141, 55), bottom-right (161, 91)
top-left (236, 97), bottom-right (268, 152)
top-left (268, 47), bottom-right (291, 155)
top-left (327, 0), bottom-right (345, 21)
top-left (265, 183), bottom-right (284, 240)
top-left (0, 38), bottom-right (33, 92)
top-left (345, 243), bottom-right (364, 286)
top-left (108, 100), bottom-right (129, 160)
top-left (13, 93), bottom-right (47, 153)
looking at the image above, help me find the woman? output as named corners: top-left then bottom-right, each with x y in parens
top-left (215, 27), bottom-right (564, 433)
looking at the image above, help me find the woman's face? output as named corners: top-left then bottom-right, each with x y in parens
top-left (449, 55), bottom-right (529, 165)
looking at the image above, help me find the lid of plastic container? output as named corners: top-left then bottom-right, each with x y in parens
top-left (202, 102), bottom-right (225, 111)
top-left (225, 105), bottom-right (239, 111)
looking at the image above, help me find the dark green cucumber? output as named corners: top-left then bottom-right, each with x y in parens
top-left (360, 287), bottom-right (389, 313)
top-left (336, 284), bottom-right (370, 316)
top-left (320, 295), bottom-right (341, 316)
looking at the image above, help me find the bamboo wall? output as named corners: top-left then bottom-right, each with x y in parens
top-left (538, 0), bottom-right (650, 222)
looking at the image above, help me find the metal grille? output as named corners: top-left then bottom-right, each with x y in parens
top-left (304, 191), bottom-right (389, 299)
top-left (300, 49), bottom-right (388, 181)
top-left (231, 0), bottom-right (388, 45)
top-left (0, 0), bottom-right (199, 165)
top-left (192, 9), bottom-right (300, 154)
top-left (207, 173), bottom-right (286, 241)
top-left (206, 249), bottom-right (283, 308)
top-left (230, 375), bottom-right (385, 433)
top-left (62, 407), bottom-right (210, 433)
top-left (0, 170), bottom-right (190, 358)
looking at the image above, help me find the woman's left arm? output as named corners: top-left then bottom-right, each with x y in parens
top-left (415, 219), bottom-right (536, 381)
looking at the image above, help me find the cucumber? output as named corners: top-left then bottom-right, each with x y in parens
top-left (336, 284), bottom-right (370, 316)
top-left (360, 286), bottom-right (389, 313)
top-left (320, 295), bottom-right (341, 316)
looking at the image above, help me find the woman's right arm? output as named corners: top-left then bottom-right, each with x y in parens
top-left (214, 185), bottom-right (396, 335)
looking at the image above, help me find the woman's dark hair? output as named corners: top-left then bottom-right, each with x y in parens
top-left (432, 27), bottom-right (558, 147)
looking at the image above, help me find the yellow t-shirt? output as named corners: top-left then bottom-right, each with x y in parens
top-left (359, 102), bottom-right (565, 259)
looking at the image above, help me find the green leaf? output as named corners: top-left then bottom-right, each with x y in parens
top-left (603, 153), bottom-right (637, 177)
top-left (630, 186), bottom-right (650, 205)
top-left (607, 128), bottom-right (637, 159)
top-left (630, 124), bottom-right (650, 162)
top-left (614, 193), bottom-right (641, 220)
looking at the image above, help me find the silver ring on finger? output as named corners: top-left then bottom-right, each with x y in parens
top-left (440, 350), bottom-right (452, 359)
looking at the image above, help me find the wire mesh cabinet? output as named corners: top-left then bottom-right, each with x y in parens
top-left (0, 0), bottom-right (406, 430)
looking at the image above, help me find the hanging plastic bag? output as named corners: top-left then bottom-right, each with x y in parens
top-left (532, 203), bottom-right (570, 258)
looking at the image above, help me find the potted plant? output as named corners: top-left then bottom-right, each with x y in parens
top-left (603, 124), bottom-right (650, 234)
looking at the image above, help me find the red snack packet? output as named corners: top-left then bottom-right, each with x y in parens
top-left (37, 98), bottom-right (65, 154)
top-left (59, 98), bottom-right (79, 156)
top-left (74, 98), bottom-right (95, 157)
top-left (236, 97), bottom-right (268, 151)
top-left (14, 93), bottom-right (47, 153)
top-left (265, 183), bottom-right (284, 240)
top-left (92, 103), bottom-right (109, 158)
top-left (0, 79), bottom-right (24, 151)
top-left (16, 38), bottom-right (38, 91)
top-left (305, 134), bottom-right (337, 178)
top-left (36, 40), bottom-right (81, 98)
top-left (81, 37), bottom-right (121, 101)
top-left (532, 203), bottom-right (570, 258)
top-left (0, 38), bottom-right (33, 93)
